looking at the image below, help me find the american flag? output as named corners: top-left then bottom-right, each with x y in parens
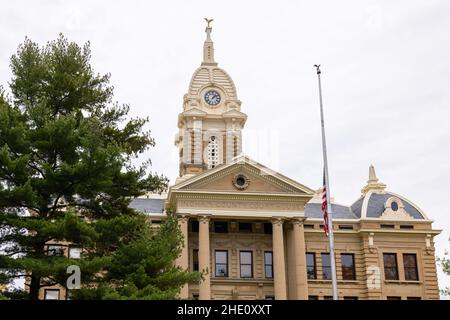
top-left (322, 168), bottom-right (329, 237)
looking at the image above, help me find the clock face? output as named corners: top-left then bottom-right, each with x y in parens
top-left (204, 90), bottom-right (221, 106)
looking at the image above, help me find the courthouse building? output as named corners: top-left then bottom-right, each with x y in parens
top-left (37, 22), bottom-right (441, 300)
top-left (132, 23), bottom-right (442, 300)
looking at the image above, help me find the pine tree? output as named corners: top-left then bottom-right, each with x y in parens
top-left (0, 35), bottom-right (198, 299)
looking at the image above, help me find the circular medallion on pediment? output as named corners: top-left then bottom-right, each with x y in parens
top-left (233, 173), bottom-right (249, 190)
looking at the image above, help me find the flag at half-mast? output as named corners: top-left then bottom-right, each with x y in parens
top-left (322, 168), bottom-right (329, 237)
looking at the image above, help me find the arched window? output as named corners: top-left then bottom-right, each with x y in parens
top-left (233, 136), bottom-right (238, 157)
top-left (207, 136), bottom-right (219, 169)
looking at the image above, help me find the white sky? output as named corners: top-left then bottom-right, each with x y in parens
top-left (1, 0), bottom-right (449, 297)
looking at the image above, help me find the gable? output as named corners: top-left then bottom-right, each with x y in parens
top-left (174, 159), bottom-right (313, 195)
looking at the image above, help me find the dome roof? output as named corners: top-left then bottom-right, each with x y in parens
top-left (350, 191), bottom-right (426, 220)
top-left (188, 66), bottom-right (237, 99)
top-left (351, 165), bottom-right (427, 220)
top-left (186, 21), bottom-right (238, 100)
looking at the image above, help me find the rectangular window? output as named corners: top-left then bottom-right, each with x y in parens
top-left (308, 295), bottom-right (319, 300)
top-left (380, 224), bottom-right (395, 229)
top-left (263, 223), bottom-right (272, 234)
top-left (68, 247), bottom-right (81, 259)
top-left (215, 250), bottom-right (228, 277)
top-left (193, 249), bottom-right (199, 272)
top-left (264, 251), bottom-right (273, 278)
top-left (324, 296), bottom-right (333, 300)
top-left (341, 253), bottom-right (356, 280)
top-left (44, 289), bottom-right (60, 300)
top-left (214, 221), bottom-right (228, 233)
top-left (407, 297), bottom-right (421, 300)
top-left (239, 222), bottom-right (253, 233)
top-left (47, 245), bottom-right (64, 256)
top-left (306, 253), bottom-right (316, 279)
top-left (304, 224), bottom-right (315, 229)
top-left (321, 253), bottom-right (331, 280)
top-left (191, 220), bottom-right (199, 232)
top-left (383, 253), bottom-right (399, 280)
top-left (387, 296), bottom-right (402, 300)
top-left (240, 251), bottom-right (253, 278)
top-left (400, 225), bottom-right (414, 230)
top-left (403, 253), bottom-right (419, 281)
top-left (343, 296), bottom-right (358, 300)
top-left (338, 225), bottom-right (353, 230)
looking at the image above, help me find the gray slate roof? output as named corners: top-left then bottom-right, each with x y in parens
top-left (129, 198), bottom-right (165, 214)
top-left (305, 203), bottom-right (358, 219)
top-left (350, 192), bottom-right (424, 219)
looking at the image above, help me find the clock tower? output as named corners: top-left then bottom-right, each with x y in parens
top-left (175, 20), bottom-right (247, 178)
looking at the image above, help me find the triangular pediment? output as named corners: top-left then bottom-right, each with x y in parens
top-left (222, 109), bottom-right (247, 119)
top-left (171, 155), bottom-right (314, 195)
top-left (180, 107), bottom-right (208, 117)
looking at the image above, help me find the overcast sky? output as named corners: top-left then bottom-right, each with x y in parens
top-left (1, 0), bottom-right (449, 297)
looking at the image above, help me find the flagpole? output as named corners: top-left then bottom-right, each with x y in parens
top-left (314, 64), bottom-right (338, 300)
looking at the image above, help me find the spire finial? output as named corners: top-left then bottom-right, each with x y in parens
top-left (368, 164), bottom-right (378, 183)
top-left (362, 164), bottom-right (386, 194)
top-left (202, 18), bottom-right (217, 66)
top-left (204, 18), bottom-right (213, 28)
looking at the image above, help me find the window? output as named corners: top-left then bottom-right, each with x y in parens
top-left (263, 223), bottom-right (272, 234)
top-left (338, 225), bottom-right (353, 230)
top-left (400, 225), bottom-right (414, 230)
top-left (68, 247), bottom-right (81, 259)
top-left (44, 289), bottom-right (60, 300)
top-left (387, 296), bottom-right (402, 300)
top-left (193, 249), bottom-right (199, 272)
top-left (240, 251), bottom-right (253, 278)
top-left (403, 254), bottom-right (419, 281)
top-left (214, 221), bottom-right (228, 233)
top-left (391, 201), bottom-right (399, 211)
top-left (341, 253), bottom-right (356, 280)
top-left (215, 251), bottom-right (228, 277)
top-left (383, 253), bottom-right (399, 280)
top-left (407, 297), bottom-right (421, 300)
top-left (192, 294), bottom-right (199, 300)
top-left (324, 296), bottom-right (333, 300)
top-left (238, 222), bottom-right (252, 233)
top-left (207, 136), bottom-right (219, 169)
top-left (264, 251), bottom-right (273, 278)
top-left (304, 224), bottom-right (315, 229)
top-left (191, 220), bottom-right (199, 232)
top-left (380, 224), bottom-right (395, 229)
top-left (233, 136), bottom-right (238, 157)
top-left (306, 253), bottom-right (316, 279)
top-left (265, 296), bottom-right (274, 300)
top-left (47, 245), bottom-right (64, 256)
top-left (190, 131), bottom-right (194, 164)
top-left (321, 253), bottom-right (331, 280)
top-left (343, 296), bottom-right (358, 300)
top-left (308, 295), bottom-right (319, 300)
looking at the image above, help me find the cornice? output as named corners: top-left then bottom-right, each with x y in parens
top-left (171, 189), bottom-right (312, 202)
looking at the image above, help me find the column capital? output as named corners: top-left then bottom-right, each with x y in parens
top-left (198, 215), bottom-right (211, 224)
top-left (291, 217), bottom-right (306, 226)
top-left (271, 217), bottom-right (285, 226)
top-left (177, 214), bottom-right (190, 223)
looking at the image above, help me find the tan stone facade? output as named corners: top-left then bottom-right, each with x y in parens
top-left (164, 21), bottom-right (441, 300)
top-left (35, 21), bottom-right (441, 301)
top-left (166, 158), bottom-right (440, 300)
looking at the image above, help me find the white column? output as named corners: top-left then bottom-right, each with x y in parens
top-left (292, 218), bottom-right (308, 300)
top-left (176, 215), bottom-right (189, 299)
top-left (272, 217), bottom-right (287, 300)
top-left (198, 215), bottom-right (211, 300)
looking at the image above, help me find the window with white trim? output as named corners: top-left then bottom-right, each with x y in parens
top-left (207, 136), bottom-right (219, 169)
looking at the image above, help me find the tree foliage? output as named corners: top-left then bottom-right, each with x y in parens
top-left (0, 34), bottom-right (198, 299)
